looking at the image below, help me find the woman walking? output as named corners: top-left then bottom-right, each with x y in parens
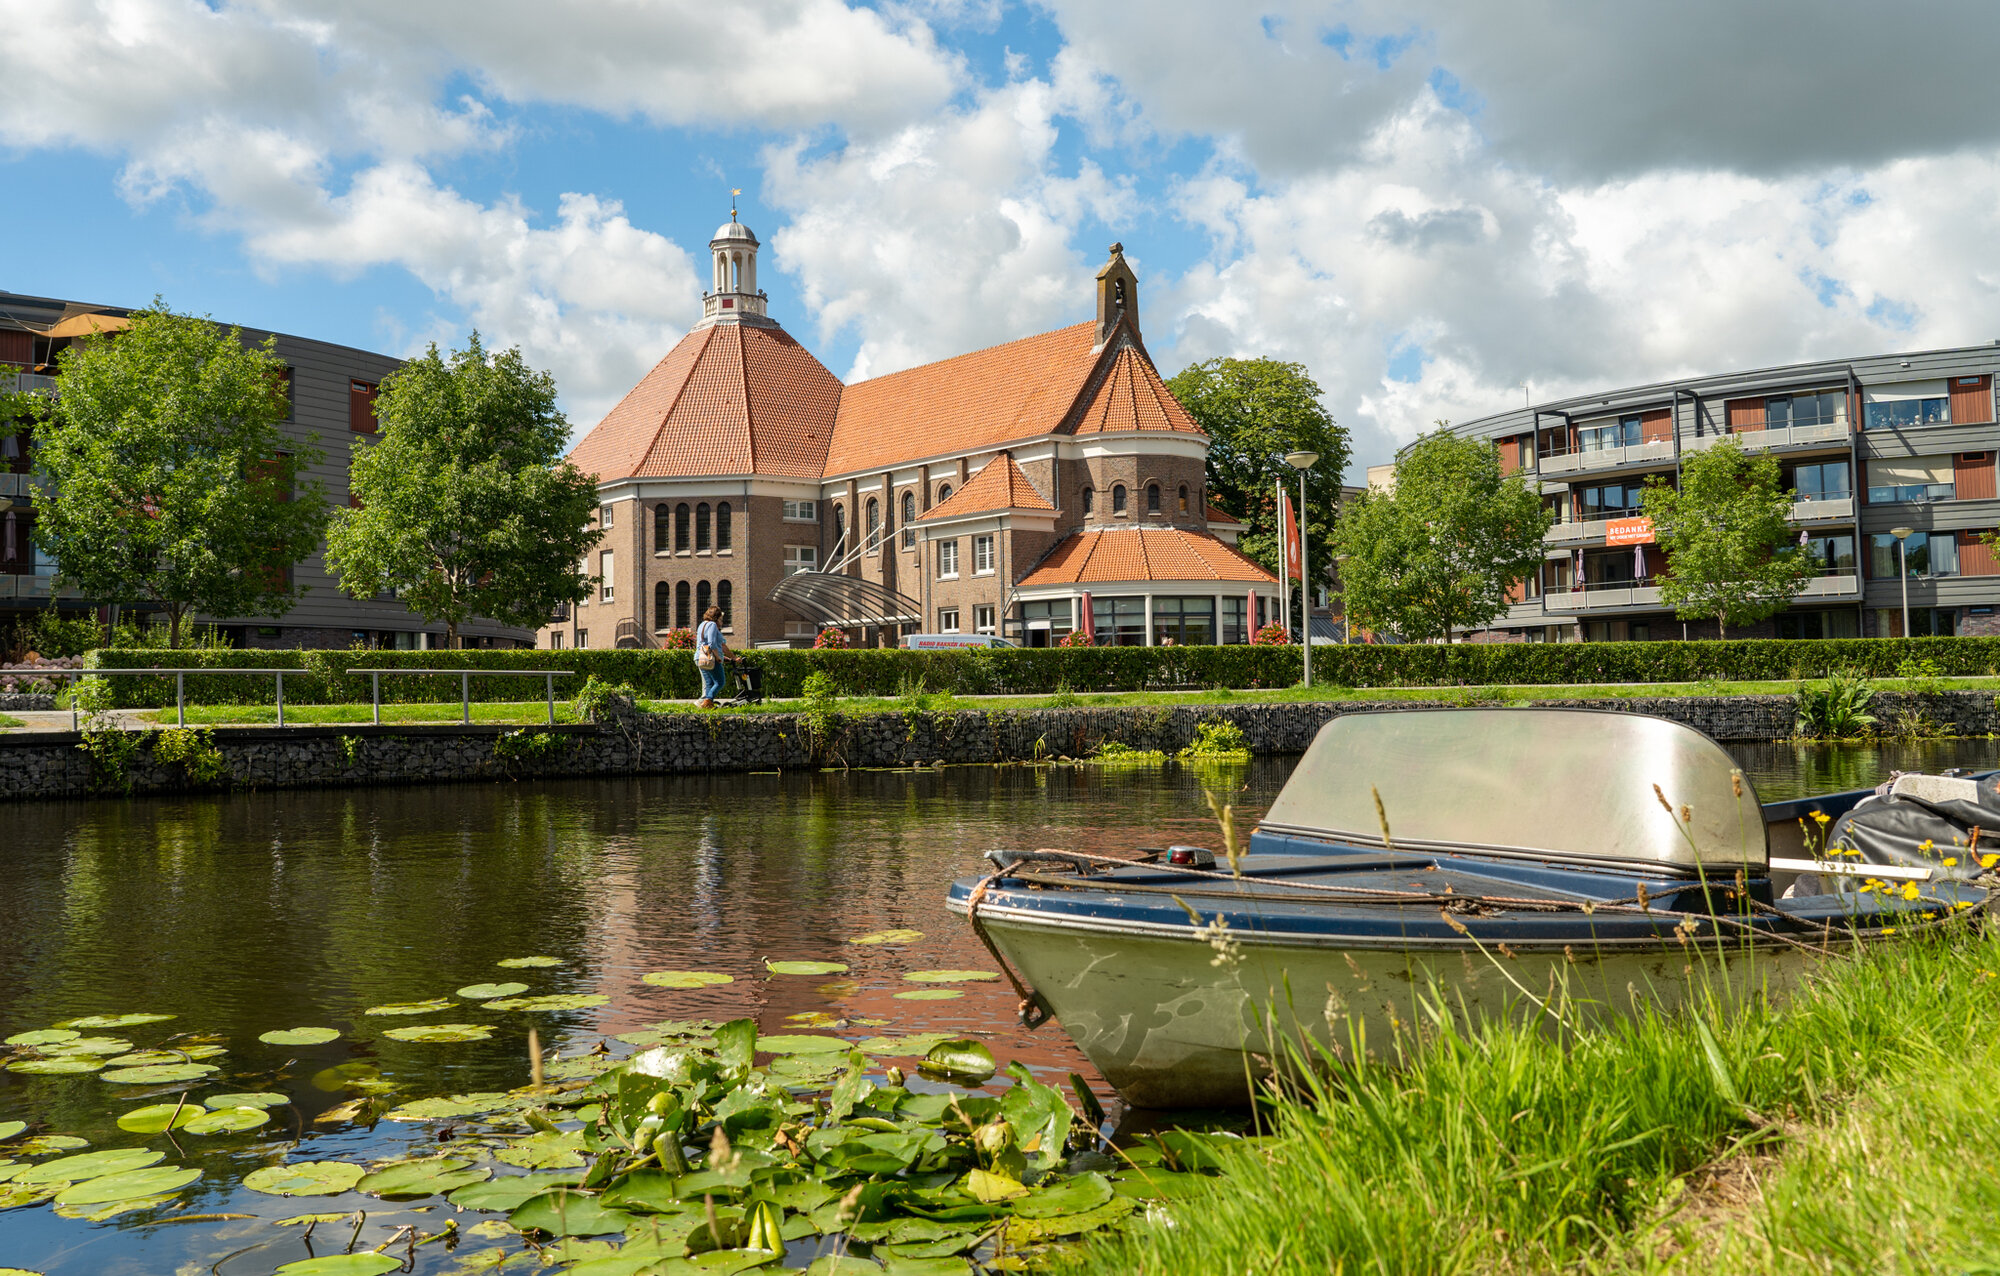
top-left (695, 605), bottom-right (729, 708)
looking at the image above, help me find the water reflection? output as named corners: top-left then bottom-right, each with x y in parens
top-left (1727, 737), bottom-right (2000, 801)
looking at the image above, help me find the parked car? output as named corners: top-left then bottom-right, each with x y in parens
top-left (900, 634), bottom-right (1018, 650)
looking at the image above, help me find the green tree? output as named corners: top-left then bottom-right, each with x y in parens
top-left (1641, 438), bottom-right (1815, 635)
top-left (1330, 427), bottom-right (1550, 643)
top-left (1167, 357), bottom-right (1349, 582)
top-left (324, 334), bottom-right (598, 646)
top-left (30, 302), bottom-right (328, 647)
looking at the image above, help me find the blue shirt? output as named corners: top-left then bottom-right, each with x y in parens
top-left (697, 620), bottom-right (723, 657)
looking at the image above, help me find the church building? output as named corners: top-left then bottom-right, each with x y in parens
top-left (546, 217), bottom-right (1278, 650)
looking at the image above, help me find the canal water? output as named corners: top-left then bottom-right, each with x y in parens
top-left (2, 737), bottom-right (1996, 1272)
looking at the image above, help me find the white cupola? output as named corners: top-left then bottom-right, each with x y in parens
top-left (703, 201), bottom-right (768, 323)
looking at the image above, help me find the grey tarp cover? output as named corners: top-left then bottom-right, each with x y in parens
top-left (1825, 772), bottom-right (2000, 884)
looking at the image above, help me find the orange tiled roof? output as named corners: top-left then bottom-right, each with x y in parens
top-left (567, 323), bottom-right (841, 481)
top-left (1071, 343), bottom-right (1204, 436)
top-left (916, 453), bottom-right (1054, 521)
top-left (1206, 504), bottom-right (1246, 525)
top-left (1017, 526), bottom-right (1277, 587)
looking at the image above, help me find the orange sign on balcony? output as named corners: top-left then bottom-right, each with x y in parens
top-left (1605, 516), bottom-right (1655, 545)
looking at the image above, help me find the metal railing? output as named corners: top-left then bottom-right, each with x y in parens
top-left (29, 666), bottom-right (574, 730)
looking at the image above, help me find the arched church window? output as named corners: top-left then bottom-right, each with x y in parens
top-left (696, 580), bottom-right (711, 619)
top-left (938, 484), bottom-right (952, 504)
top-left (834, 505), bottom-right (846, 550)
top-left (866, 498), bottom-right (879, 535)
top-left (718, 580), bottom-right (733, 626)
top-left (696, 502), bottom-right (711, 552)
top-left (1178, 485), bottom-right (1188, 514)
top-left (716, 503), bottom-right (731, 552)
top-left (675, 503), bottom-right (690, 553)
top-left (902, 492), bottom-right (916, 549)
top-left (1082, 487), bottom-right (1094, 515)
top-left (675, 581), bottom-right (691, 628)
top-left (654, 581), bottom-right (670, 630)
top-left (1146, 483), bottom-right (1160, 513)
top-left (1112, 485), bottom-right (1127, 515)
top-left (654, 504), bottom-right (671, 553)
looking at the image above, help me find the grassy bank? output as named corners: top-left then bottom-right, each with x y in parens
top-left (1061, 923), bottom-right (2000, 1275)
top-left (126, 674), bottom-right (2000, 728)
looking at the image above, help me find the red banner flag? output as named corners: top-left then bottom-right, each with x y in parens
top-left (1280, 492), bottom-right (1303, 581)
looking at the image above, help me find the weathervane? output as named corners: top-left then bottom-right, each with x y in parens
top-left (731, 188), bottom-right (741, 221)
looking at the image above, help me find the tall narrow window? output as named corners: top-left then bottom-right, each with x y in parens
top-left (349, 380), bottom-right (378, 433)
top-left (675, 581), bottom-right (691, 628)
top-left (599, 551), bottom-right (615, 602)
top-left (675, 503), bottom-right (690, 553)
top-left (834, 505), bottom-right (846, 551)
top-left (695, 502), bottom-right (711, 552)
top-left (654, 504), bottom-right (671, 553)
top-left (716, 503), bottom-right (731, 551)
top-left (1178, 485), bottom-right (1189, 513)
top-left (696, 580), bottom-right (712, 618)
top-left (866, 498), bottom-right (880, 551)
top-left (653, 581), bottom-right (670, 631)
top-left (1146, 483), bottom-right (1160, 513)
top-left (902, 492), bottom-right (917, 549)
top-left (718, 580), bottom-right (733, 625)
top-left (601, 502), bottom-right (615, 529)
top-left (1112, 484), bottom-right (1127, 514)
top-left (1082, 487), bottom-right (1094, 514)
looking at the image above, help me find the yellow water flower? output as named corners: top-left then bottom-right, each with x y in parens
top-left (1944, 857), bottom-right (1959, 867)
top-left (1983, 854), bottom-right (1999, 869)
top-left (1883, 926), bottom-right (1898, 935)
top-left (1813, 811), bottom-right (1831, 824)
top-left (1901, 883), bottom-right (1921, 901)
top-left (1920, 839), bottom-right (1935, 852)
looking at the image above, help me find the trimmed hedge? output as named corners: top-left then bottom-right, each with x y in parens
top-left (80, 636), bottom-right (2000, 708)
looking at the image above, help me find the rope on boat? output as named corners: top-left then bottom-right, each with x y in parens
top-left (963, 873), bottom-right (1053, 1030)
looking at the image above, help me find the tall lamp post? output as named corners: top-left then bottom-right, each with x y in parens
top-left (1890, 526), bottom-right (1914, 638)
top-left (1285, 450), bottom-right (1319, 686)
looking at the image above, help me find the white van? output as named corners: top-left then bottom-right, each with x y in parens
top-left (900, 634), bottom-right (1018, 650)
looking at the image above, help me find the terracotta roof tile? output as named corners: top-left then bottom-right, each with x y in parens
top-left (916, 453), bottom-right (1053, 520)
top-left (567, 323), bottom-right (841, 481)
top-left (1018, 527), bottom-right (1277, 587)
top-left (1071, 344), bottom-right (1205, 437)
top-left (1205, 504), bottom-right (1246, 525)
top-left (826, 323), bottom-right (1104, 477)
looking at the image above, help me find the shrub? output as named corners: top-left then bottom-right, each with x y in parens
top-left (657, 628), bottom-right (695, 651)
top-left (1058, 630), bottom-right (1093, 648)
top-left (1179, 719), bottom-right (1250, 758)
top-left (1795, 670), bottom-right (1878, 740)
top-left (1253, 622), bottom-right (1291, 646)
top-left (814, 627), bottom-right (849, 650)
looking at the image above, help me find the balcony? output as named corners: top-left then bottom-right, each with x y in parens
top-left (1789, 494), bottom-right (1854, 522)
top-left (1544, 579), bottom-right (1664, 613)
top-left (0, 573), bottom-right (72, 602)
top-left (1539, 439), bottom-right (1675, 476)
top-left (1686, 421), bottom-right (1850, 453)
top-left (6, 373), bottom-right (57, 396)
top-left (1800, 570), bottom-right (1862, 600)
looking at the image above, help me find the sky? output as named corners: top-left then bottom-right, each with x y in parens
top-left (6, 1), bottom-right (2000, 481)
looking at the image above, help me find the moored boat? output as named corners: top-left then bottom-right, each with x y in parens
top-left (946, 708), bottom-right (1990, 1109)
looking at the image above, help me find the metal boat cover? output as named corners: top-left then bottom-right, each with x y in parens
top-left (1824, 772), bottom-right (2000, 882)
top-left (1257, 708), bottom-right (1767, 873)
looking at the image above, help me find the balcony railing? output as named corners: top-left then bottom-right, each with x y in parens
top-left (1538, 439), bottom-right (1675, 475)
top-left (6, 373), bottom-right (57, 396)
top-left (1789, 494), bottom-right (1854, 521)
top-left (1543, 578), bottom-right (1664, 613)
top-left (1686, 421), bottom-right (1850, 452)
top-left (1800, 570), bottom-right (1862, 599)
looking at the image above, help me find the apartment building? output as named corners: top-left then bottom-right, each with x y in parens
top-left (0, 291), bottom-right (531, 648)
top-left (1451, 344), bottom-right (2000, 641)
top-left (551, 220), bottom-right (1280, 651)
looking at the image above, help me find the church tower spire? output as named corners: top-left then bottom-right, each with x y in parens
top-left (1095, 242), bottom-right (1139, 348)
top-left (703, 198), bottom-right (769, 325)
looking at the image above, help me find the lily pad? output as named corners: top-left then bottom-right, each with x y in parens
top-left (755, 1034), bottom-right (852, 1054)
top-left (357, 1157), bottom-right (491, 1199)
top-left (920, 1039), bottom-right (997, 1083)
top-left (641, 971), bottom-right (735, 989)
top-left (446, 1171), bottom-right (585, 1212)
top-left (816, 979), bottom-right (862, 998)
top-left (54, 1191), bottom-right (183, 1222)
top-left (0, 1184), bottom-right (59, 1211)
top-left (903, 970), bottom-right (1000, 983)
top-left (260, 1027), bottom-right (341, 1046)
top-left (40, 1037), bottom-right (133, 1055)
top-left (0, 1122), bottom-right (22, 1142)
top-left (893, 989), bottom-right (964, 1001)
top-left (381, 1024), bottom-right (494, 1043)
top-left (116, 1103), bottom-right (200, 1134)
top-left (384, 1093), bottom-right (516, 1121)
top-left (1001, 1193), bottom-right (1135, 1243)
top-left (244, 1160), bottom-right (367, 1196)
top-left (785, 1011), bottom-right (845, 1028)
top-left (184, 1107), bottom-right (271, 1135)
top-left (496, 956), bottom-right (563, 968)
top-left (363, 998), bottom-right (455, 1016)
top-left (100, 1063), bottom-right (217, 1084)
top-left (7, 1057), bottom-right (103, 1075)
top-left (764, 960), bottom-right (849, 976)
top-left (455, 983), bottom-right (531, 1000)
top-left (205, 1092), bottom-right (289, 1110)
top-left (52, 1165), bottom-right (199, 1206)
top-left (103, 1049), bottom-right (198, 1067)
top-left (12, 1136), bottom-right (87, 1156)
top-left (510, 1187), bottom-right (632, 1237)
top-left (58, 1013), bottom-right (175, 1030)
top-left (274, 1256), bottom-right (405, 1276)
top-left (3, 1029), bottom-right (77, 1047)
top-left (481, 994), bottom-right (608, 1012)
top-left (16, 1148), bottom-right (164, 1184)
top-left (1011, 1171), bottom-right (1113, 1218)
top-left (850, 929), bottom-right (925, 945)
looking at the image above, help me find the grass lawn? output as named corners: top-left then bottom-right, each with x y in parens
top-left (1059, 922), bottom-right (2000, 1275)
top-left (138, 674), bottom-right (2000, 727)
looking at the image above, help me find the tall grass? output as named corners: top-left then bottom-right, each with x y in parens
top-left (1063, 924), bottom-right (2000, 1275)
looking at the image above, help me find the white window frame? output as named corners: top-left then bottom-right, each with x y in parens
top-left (939, 608), bottom-right (961, 633)
top-left (599, 550), bottom-right (614, 602)
top-left (937, 540), bottom-right (959, 579)
top-left (783, 499), bottom-right (818, 522)
top-left (974, 605), bottom-right (995, 634)
top-left (601, 502), bottom-right (615, 530)
top-left (973, 534), bottom-right (995, 575)
top-left (783, 544), bottom-right (818, 576)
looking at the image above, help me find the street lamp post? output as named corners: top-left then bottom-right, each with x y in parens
top-left (1890, 526), bottom-right (1914, 638)
top-left (1285, 451), bottom-right (1319, 686)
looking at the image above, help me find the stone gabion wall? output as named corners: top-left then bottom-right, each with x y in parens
top-left (0, 694), bottom-right (55, 711)
top-left (2, 691), bottom-right (1996, 802)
